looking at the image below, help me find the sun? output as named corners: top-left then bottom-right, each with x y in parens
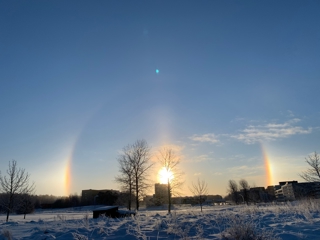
top-left (158, 167), bottom-right (174, 184)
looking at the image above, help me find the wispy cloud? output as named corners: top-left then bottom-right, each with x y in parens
top-left (227, 165), bottom-right (263, 177)
top-left (287, 110), bottom-right (295, 117)
top-left (184, 154), bottom-right (211, 163)
top-left (230, 117), bottom-right (246, 123)
top-left (188, 118), bottom-right (313, 146)
top-left (231, 118), bottom-right (312, 144)
top-left (193, 172), bottom-right (202, 176)
top-left (194, 155), bottom-right (210, 162)
top-left (189, 133), bottom-right (219, 144)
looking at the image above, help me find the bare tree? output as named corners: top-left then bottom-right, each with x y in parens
top-left (227, 180), bottom-right (239, 204)
top-left (116, 140), bottom-right (153, 211)
top-left (115, 149), bottom-right (135, 210)
top-left (131, 140), bottom-right (153, 210)
top-left (189, 178), bottom-right (208, 212)
top-left (300, 152), bottom-right (320, 182)
top-left (16, 193), bottom-right (35, 219)
top-left (157, 148), bottom-right (184, 214)
top-left (0, 160), bottom-right (35, 222)
top-left (239, 179), bottom-right (250, 205)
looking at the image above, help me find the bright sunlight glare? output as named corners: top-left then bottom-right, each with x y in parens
top-left (158, 167), bottom-right (174, 184)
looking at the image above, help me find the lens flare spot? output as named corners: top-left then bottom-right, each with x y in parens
top-left (158, 167), bottom-right (174, 184)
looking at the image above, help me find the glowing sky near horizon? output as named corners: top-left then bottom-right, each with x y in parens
top-left (0, 1), bottom-right (320, 196)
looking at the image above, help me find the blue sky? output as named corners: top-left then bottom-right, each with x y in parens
top-left (1, 1), bottom-right (319, 196)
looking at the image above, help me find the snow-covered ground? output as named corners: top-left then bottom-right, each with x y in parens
top-left (1, 200), bottom-right (320, 239)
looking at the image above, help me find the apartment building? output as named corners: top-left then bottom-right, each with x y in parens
top-left (274, 181), bottom-right (320, 201)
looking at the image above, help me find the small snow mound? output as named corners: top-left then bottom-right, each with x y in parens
top-left (47, 232), bottom-right (89, 240)
top-left (2, 221), bottom-right (19, 226)
top-left (29, 233), bottom-right (56, 240)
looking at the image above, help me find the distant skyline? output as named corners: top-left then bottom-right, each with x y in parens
top-left (0, 1), bottom-right (319, 197)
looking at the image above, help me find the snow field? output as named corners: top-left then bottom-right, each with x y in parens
top-left (1, 200), bottom-right (320, 239)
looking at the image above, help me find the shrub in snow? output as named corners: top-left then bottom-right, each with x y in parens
top-left (82, 213), bottom-right (90, 229)
top-left (126, 213), bottom-right (148, 240)
top-left (55, 214), bottom-right (66, 221)
top-left (166, 212), bottom-right (194, 239)
top-left (165, 211), bottom-right (207, 239)
top-left (0, 229), bottom-right (12, 240)
top-left (239, 205), bottom-right (259, 216)
top-left (294, 198), bottom-right (320, 222)
top-left (71, 232), bottom-right (88, 240)
top-left (220, 214), bottom-right (280, 240)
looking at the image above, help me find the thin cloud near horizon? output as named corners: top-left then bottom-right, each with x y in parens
top-left (189, 117), bottom-right (314, 145)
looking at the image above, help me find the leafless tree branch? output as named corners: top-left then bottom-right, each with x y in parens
top-left (189, 178), bottom-right (208, 212)
top-left (157, 147), bottom-right (184, 213)
top-left (0, 160), bottom-right (35, 222)
top-left (227, 179), bottom-right (240, 204)
top-left (115, 140), bottom-right (153, 210)
top-left (300, 152), bottom-right (320, 182)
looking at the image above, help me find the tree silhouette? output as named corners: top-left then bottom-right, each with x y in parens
top-left (116, 140), bottom-right (153, 210)
top-left (239, 179), bottom-right (250, 205)
top-left (157, 148), bottom-right (184, 214)
top-left (189, 178), bottom-right (208, 212)
top-left (300, 152), bottom-right (320, 182)
top-left (227, 180), bottom-right (240, 204)
top-left (0, 160), bottom-right (35, 222)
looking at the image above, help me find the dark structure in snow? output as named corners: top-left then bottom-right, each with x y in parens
top-left (92, 206), bottom-right (135, 218)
